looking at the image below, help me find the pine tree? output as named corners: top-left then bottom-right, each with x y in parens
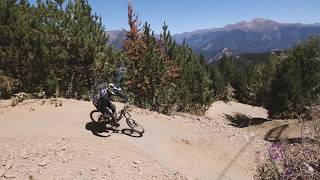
top-left (207, 65), bottom-right (227, 100)
top-left (153, 22), bottom-right (179, 113)
top-left (268, 37), bottom-right (320, 118)
top-left (175, 43), bottom-right (212, 114)
top-left (0, 0), bottom-right (109, 98)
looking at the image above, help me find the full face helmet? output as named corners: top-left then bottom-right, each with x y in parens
top-left (108, 83), bottom-right (121, 95)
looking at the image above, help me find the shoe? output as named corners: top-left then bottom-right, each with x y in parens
top-left (111, 121), bottom-right (120, 128)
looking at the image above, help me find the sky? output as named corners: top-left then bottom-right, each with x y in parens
top-left (30, 0), bottom-right (320, 34)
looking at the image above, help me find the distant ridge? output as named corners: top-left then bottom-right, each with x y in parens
top-left (107, 18), bottom-right (320, 62)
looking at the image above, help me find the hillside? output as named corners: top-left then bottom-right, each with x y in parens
top-left (107, 18), bottom-right (320, 61)
top-left (173, 18), bottom-right (320, 60)
top-left (107, 30), bottom-right (126, 48)
top-left (0, 99), bottom-right (273, 179)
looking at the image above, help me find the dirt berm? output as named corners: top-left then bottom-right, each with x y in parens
top-left (0, 99), bottom-right (271, 179)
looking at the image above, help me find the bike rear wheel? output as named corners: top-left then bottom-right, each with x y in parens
top-left (126, 118), bottom-right (144, 134)
top-left (90, 110), bottom-right (103, 122)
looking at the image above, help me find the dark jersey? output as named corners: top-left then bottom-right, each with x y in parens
top-left (93, 86), bottom-right (110, 107)
top-left (92, 83), bottom-right (127, 107)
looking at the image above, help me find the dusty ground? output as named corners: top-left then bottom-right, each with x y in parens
top-left (0, 99), bottom-right (277, 180)
top-left (206, 101), bottom-right (315, 142)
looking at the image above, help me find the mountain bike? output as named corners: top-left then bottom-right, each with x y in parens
top-left (90, 102), bottom-right (144, 134)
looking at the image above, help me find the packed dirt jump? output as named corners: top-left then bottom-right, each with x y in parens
top-left (1, 98), bottom-right (297, 180)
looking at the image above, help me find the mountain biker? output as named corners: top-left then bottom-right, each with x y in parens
top-left (92, 82), bottom-right (128, 127)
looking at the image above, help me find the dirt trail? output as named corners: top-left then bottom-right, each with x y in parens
top-left (0, 99), bottom-right (269, 180)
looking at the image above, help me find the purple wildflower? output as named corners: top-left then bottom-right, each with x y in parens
top-left (283, 167), bottom-right (294, 179)
top-left (268, 143), bottom-right (284, 162)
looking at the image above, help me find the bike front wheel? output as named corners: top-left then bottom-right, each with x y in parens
top-left (126, 118), bottom-right (144, 134)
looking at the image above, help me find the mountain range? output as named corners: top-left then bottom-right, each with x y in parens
top-left (107, 18), bottom-right (320, 62)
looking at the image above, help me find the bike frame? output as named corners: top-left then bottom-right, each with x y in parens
top-left (115, 103), bottom-right (131, 122)
top-left (90, 102), bottom-right (144, 134)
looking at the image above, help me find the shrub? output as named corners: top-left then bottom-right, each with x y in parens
top-left (225, 113), bottom-right (251, 128)
top-left (0, 75), bottom-right (21, 99)
top-left (255, 141), bottom-right (320, 180)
